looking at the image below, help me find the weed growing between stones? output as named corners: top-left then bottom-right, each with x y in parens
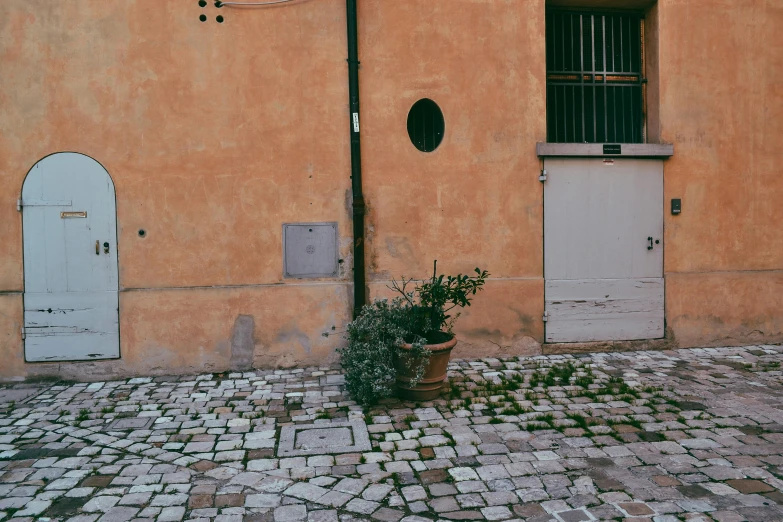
top-left (424, 359), bottom-right (686, 440)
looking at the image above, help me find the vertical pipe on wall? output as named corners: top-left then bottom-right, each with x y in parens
top-left (346, 0), bottom-right (366, 318)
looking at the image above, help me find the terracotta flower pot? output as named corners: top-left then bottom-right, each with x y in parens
top-left (395, 335), bottom-right (457, 401)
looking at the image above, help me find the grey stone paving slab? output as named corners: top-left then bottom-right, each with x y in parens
top-left (274, 504), bottom-right (307, 521)
top-left (107, 417), bottom-right (154, 431)
top-left (297, 427), bottom-right (352, 450)
top-left (277, 421), bottom-right (371, 457)
top-left (307, 510), bottom-right (338, 522)
top-left (245, 493), bottom-right (281, 508)
top-left (344, 497), bottom-right (379, 515)
top-left (0, 386), bottom-right (43, 404)
top-left (283, 482), bottom-right (329, 502)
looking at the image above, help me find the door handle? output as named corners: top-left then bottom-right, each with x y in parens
top-left (96, 240), bottom-right (100, 255)
top-left (647, 237), bottom-right (653, 250)
top-left (103, 242), bottom-right (110, 254)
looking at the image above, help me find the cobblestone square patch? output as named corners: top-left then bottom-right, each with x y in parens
top-left (277, 420), bottom-right (371, 457)
top-left (297, 427), bottom-right (352, 450)
top-left (106, 417), bottom-right (154, 431)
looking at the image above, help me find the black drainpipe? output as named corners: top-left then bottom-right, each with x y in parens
top-left (346, 0), bottom-right (366, 319)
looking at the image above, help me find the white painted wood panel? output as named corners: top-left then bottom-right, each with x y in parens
top-left (24, 292), bottom-right (119, 361)
top-left (545, 278), bottom-right (664, 342)
top-left (544, 158), bottom-right (663, 280)
top-left (22, 153), bottom-right (119, 362)
top-left (544, 158), bottom-right (664, 342)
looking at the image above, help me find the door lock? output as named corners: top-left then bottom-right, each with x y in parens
top-left (648, 237), bottom-right (653, 250)
top-left (96, 240), bottom-right (100, 255)
top-left (103, 242), bottom-right (110, 254)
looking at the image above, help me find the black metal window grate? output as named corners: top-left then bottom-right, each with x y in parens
top-left (546, 9), bottom-right (644, 144)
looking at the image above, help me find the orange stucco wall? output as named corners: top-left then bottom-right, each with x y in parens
top-left (0, 0), bottom-right (780, 380)
top-left (0, 0), bottom-right (354, 380)
top-left (659, 0), bottom-right (783, 346)
top-left (359, 0), bottom-right (547, 356)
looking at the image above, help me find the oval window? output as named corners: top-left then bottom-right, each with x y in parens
top-left (407, 98), bottom-right (444, 152)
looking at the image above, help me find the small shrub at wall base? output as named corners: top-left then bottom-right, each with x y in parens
top-left (339, 261), bottom-right (488, 405)
top-left (338, 299), bottom-right (429, 405)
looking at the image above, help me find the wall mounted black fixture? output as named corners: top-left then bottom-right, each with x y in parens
top-left (672, 198), bottom-right (682, 215)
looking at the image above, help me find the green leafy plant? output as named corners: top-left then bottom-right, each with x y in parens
top-left (339, 261), bottom-right (488, 405)
top-left (339, 299), bottom-right (429, 405)
top-left (389, 260), bottom-right (489, 343)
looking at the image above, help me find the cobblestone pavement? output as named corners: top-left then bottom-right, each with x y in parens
top-left (2, 346), bottom-right (783, 522)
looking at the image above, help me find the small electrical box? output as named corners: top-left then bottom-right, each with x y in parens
top-left (671, 198), bottom-right (682, 215)
top-left (283, 223), bottom-right (339, 278)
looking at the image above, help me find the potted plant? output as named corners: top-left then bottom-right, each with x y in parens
top-left (338, 261), bottom-right (488, 404)
top-left (389, 261), bottom-right (488, 400)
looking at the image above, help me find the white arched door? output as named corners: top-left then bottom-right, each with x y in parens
top-left (22, 153), bottom-right (120, 361)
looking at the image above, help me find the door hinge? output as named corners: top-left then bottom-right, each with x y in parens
top-left (21, 326), bottom-right (25, 340)
top-left (543, 311), bottom-right (549, 322)
top-left (17, 199), bottom-right (22, 212)
top-left (539, 169), bottom-right (547, 182)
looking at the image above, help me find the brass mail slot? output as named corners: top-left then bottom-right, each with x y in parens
top-left (61, 211), bottom-right (87, 218)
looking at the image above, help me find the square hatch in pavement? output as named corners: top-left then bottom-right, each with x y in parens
top-left (276, 420), bottom-right (371, 457)
top-left (107, 417), bottom-right (154, 431)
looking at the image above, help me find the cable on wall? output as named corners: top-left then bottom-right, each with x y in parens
top-left (217, 0), bottom-right (299, 7)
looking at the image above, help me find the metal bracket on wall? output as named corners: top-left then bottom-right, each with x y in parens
top-left (16, 199), bottom-right (22, 211)
top-left (543, 311), bottom-right (549, 322)
top-left (539, 169), bottom-right (547, 183)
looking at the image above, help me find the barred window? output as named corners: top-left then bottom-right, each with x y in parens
top-left (546, 9), bottom-right (645, 144)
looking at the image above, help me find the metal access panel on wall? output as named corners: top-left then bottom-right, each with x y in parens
top-left (283, 223), bottom-right (338, 278)
top-left (22, 153), bottom-right (120, 361)
top-left (544, 158), bottom-right (664, 343)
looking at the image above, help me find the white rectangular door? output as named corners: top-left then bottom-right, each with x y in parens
top-left (22, 153), bottom-right (120, 361)
top-left (544, 158), bottom-right (664, 342)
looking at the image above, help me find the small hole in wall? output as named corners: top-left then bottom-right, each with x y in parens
top-left (198, 0), bottom-right (207, 6)
top-left (216, 15), bottom-right (224, 23)
top-left (138, 229), bottom-right (147, 238)
top-left (199, 14), bottom-right (207, 22)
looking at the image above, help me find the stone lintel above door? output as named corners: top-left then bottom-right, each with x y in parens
top-left (536, 142), bottom-right (674, 158)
